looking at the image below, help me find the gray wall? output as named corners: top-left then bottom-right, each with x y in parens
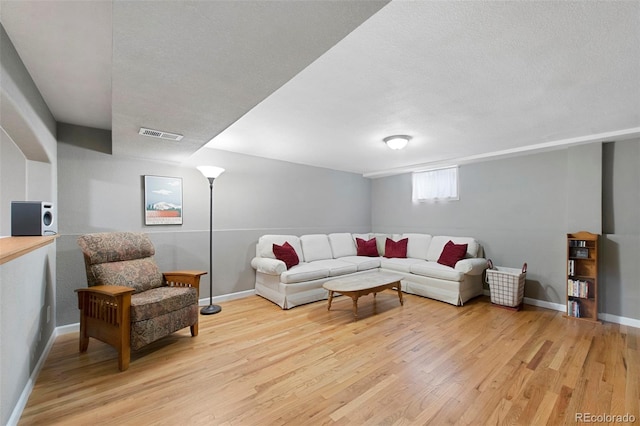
top-left (373, 149), bottom-right (571, 305)
top-left (0, 24), bottom-right (57, 425)
top-left (56, 124), bottom-right (372, 326)
top-left (371, 142), bottom-right (639, 321)
top-left (601, 139), bottom-right (640, 319)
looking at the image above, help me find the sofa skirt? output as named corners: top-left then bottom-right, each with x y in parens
top-left (398, 272), bottom-right (484, 306)
top-left (255, 270), bottom-right (384, 309)
top-left (255, 269), bottom-right (483, 309)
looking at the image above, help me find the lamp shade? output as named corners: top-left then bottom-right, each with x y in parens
top-left (383, 135), bottom-right (411, 150)
top-left (197, 165), bottom-right (225, 179)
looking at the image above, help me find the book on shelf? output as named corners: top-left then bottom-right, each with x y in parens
top-left (569, 240), bottom-right (588, 248)
top-left (567, 299), bottom-right (580, 317)
top-left (567, 279), bottom-right (591, 298)
top-left (568, 259), bottom-right (575, 276)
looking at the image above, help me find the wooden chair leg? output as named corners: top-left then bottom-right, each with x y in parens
top-left (118, 305), bottom-right (131, 371)
top-left (79, 316), bottom-right (89, 353)
top-left (190, 322), bottom-right (198, 337)
top-left (118, 345), bottom-right (130, 371)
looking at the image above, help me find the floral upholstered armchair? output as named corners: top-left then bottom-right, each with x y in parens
top-left (76, 232), bottom-right (206, 371)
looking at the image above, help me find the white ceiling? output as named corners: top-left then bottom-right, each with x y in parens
top-left (2, 1), bottom-right (639, 176)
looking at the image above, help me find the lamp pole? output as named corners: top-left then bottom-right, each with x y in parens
top-left (197, 166), bottom-right (225, 315)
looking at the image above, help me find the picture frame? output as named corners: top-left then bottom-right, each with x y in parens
top-left (143, 175), bottom-right (183, 225)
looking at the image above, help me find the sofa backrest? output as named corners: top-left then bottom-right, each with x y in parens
top-left (402, 233), bottom-right (433, 260)
top-left (257, 235), bottom-right (304, 262)
top-left (426, 236), bottom-right (480, 261)
top-left (352, 233), bottom-right (371, 242)
top-left (256, 233), bottom-right (482, 263)
top-left (371, 233), bottom-right (403, 257)
top-left (300, 234), bottom-right (333, 262)
top-left (328, 233), bottom-right (357, 258)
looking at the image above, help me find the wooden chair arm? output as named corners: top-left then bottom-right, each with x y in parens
top-left (163, 270), bottom-right (206, 291)
top-left (76, 285), bottom-right (135, 298)
top-left (75, 285), bottom-right (134, 311)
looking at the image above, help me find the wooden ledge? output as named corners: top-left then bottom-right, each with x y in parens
top-left (0, 235), bottom-right (58, 265)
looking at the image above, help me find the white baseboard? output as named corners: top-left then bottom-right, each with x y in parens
top-left (199, 288), bottom-right (255, 306)
top-left (522, 296), bottom-right (566, 312)
top-left (56, 322), bottom-right (79, 334)
top-left (484, 289), bottom-right (640, 327)
top-left (599, 313), bottom-right (640, 328)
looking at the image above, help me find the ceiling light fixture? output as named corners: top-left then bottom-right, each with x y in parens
top-left (383, 135), bottom-right (411, 150)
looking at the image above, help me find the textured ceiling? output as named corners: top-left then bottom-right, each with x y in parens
top-left (1, 0), bottom-right (389, 163)
top-left (0, 1), bottom-right (112, 130)
top-left (1, 1), bottom-right (639, 176)
top-left (208, 0), bottom-right (640, 176)
top-left (110, 1), bottom-right (389, 162)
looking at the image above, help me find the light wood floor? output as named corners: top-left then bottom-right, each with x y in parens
top-left (20, 293), bottom-right (639, 425)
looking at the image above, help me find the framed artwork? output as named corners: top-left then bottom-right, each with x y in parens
top-left (144, 175), bottom-right (183, 225)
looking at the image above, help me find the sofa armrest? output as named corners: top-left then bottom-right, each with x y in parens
top-left (455, 258), bottom-right (488, 275)
top-left (251, 257), bottom-right (286, 275)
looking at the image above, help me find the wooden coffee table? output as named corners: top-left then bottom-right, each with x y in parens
top-left (323, 272), bottom-right (404, 320)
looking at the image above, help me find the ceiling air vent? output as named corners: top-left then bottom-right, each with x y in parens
top-left (139, 127), bottom-right (183, 141)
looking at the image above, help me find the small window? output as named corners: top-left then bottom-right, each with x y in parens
top-left (412, 166), bottom-right (459, 202)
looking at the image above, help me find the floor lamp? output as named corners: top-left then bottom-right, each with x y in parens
top-left (197, 165), bottom-right (225, 315)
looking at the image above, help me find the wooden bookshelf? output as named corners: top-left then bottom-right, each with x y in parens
top-left (565, 231), bottom-right (599, 322)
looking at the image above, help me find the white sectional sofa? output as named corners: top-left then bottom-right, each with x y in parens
top-left (251, 233), bottom-right (487, 309)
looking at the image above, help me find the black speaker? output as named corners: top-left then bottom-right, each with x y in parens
top-left (11, 201), bottom-right (56, 236)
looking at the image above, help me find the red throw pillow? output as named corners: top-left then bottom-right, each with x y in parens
top-left (356, 238), bottom-right (379, 257)
top-left (384, 238), bottom-right (408, 258)
top-left (273, 242), bottom-right (299, 270)
top-left (437, 240), bottom-right (468, 267)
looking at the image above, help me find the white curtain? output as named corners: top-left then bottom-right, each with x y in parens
top-left (412, 167), bottom-right (458, 202)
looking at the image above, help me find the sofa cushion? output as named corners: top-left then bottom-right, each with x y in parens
top-left (311, 259), bottom-right (358, 277)
top-left (356, 238), bottom-right (379, 257)
top-left (410, 261), bottom-right (465, 282)
top-left (372, 233), bottom-right (393, 257)
top-left (273, 242), bottom-right (299, 269)
top-left (380, 257), bottom-right (426, 273)
top-left (427, 236), bottom-right (480, 261)
top-left (301, 234), bottom-right (333, 262)
top-left (402, 233), bottom-right (433, 260)
top-left (91, 258), bottom-right (164, 294)
top-left (130, 286), bottom-right (198, 322)
top-left (257, 235), bottom-right (304, 262)
top-left (437, 241), bottom-right (468, 267)
top-left (385, 237), bottom-right (408, 258)
top-left (339, 256), bottom-right (381, 271)
top-left (328, 233), bottom-right (357, 258)
top-left (280, 263), bottom-right (329, 284)
top-left (352, 233), bottom-right (371, 242)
